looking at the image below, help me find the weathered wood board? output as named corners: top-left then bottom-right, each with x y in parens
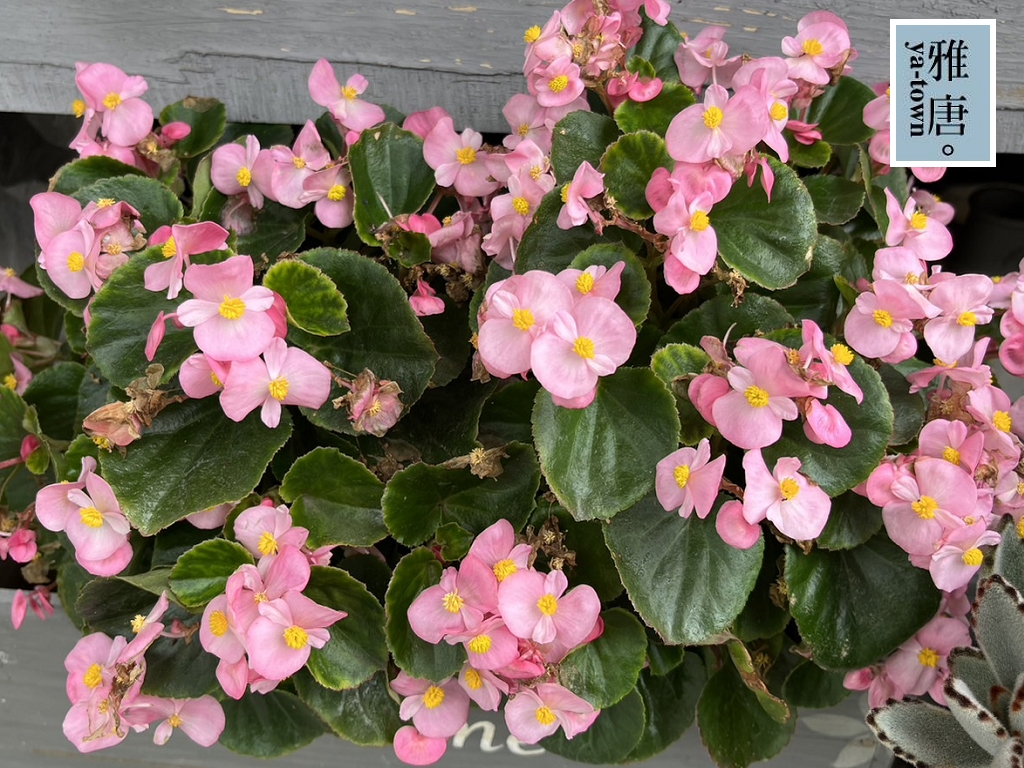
top-left (0, 1), bottom-right (1020, 151)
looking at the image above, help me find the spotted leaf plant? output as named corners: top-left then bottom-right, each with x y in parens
top-left (2, 2), bottom-right (1023, 767)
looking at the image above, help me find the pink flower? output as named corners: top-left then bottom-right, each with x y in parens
top-left (338, 369), bottom-right (403, 436)
top-left (2, 527), bottom-right (37, 563)
top-left (403, 106), bottom-right (452, 141)
top-left (503, 683), bottom-right (598, 744)
top-left (716, 499), bottom-right (762, 549)
top-left (884, 615), bottom-right (970, 703)
top-left (673, 26), bottom-right (741, 91)
top-left (211, 135), bottom-right (269, 209)
top-left (74, 62), bottom-right (154, 147)
top-left (200, 593), bottom-right (247, 668)
top-left (497, 569), bottom-right (599, 648)
top-left (466, 519), bottom-right (533, 583)
top-left (126, 695), bottom-right (225, 747)
top-left (929, 524), bottom-right (1002, 592)
top-left (178, 353), bottom-right (230, 399)
top-left (296, 165), bottom-right (353, 229)
top-left (557, 161), bottom-right (605, 230)
top-left (11, 590), bottom-right (27, 629)
top-left (781, 12), bottom-right (854, 85)
top-left (220, 337), bottom-right (332, 428)
top-left (742, 450), bottom-right (831, 541)
top-left (880, 458), bottom-right (976, 557)
top-left (423, 117), bottom-right (500, 198)
top-left (176, 255), bottom-right (277, 362)
top-left (0, 267), bottom-right (43, 299)
top-left (666, 84), bottom-right (768, 164)
top-left (654, 191), bottom-right (718, 294)
top-left (883, 189), bottom-right (953, 262)
top-left (458, 662), bottom-right (508, 711)
top-left (30, 191), bottom-right (82, 255)
top-left (268, 121), bottom-right (331, 208)
top-left (246, 590), bottom-right (347, 680)
top-left (802, 399), bottom-right (852, 448)
top-left (233, 501), bottom-right (310, 558)
top-left (528, 56), bottom-right (585, 108)
top-left (308, 61), bottom-right (386, 134)
top-left (445, 616), bottom-right (520, 671)
top-left (530, 297), bottom-right (637, 402)
top-left (393, 725), bottom-right (448, 766)
top-left (407, 556), bottom-right (498, 643)
top-left (922, 274), bottom-right (993, 363)
top-left (798, 320), bottom-right (863, 403)
top-left (43, 221), bottom-right (100, 299)
top-left (655, 439), bottom-right (726, 519)
top-left (144, 222), bottom-right (229, 299)
top-left (844, 279), bottom-right (938, 362)
top-left (392, 673), bottom-right (471, 739)
top-left (557, 261), bottom-right (625, 305)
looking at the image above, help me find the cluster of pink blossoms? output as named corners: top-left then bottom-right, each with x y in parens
top-left (476, 263), bottom-right (635, 408)
top-left (199, 500), bottom-right (344, 699)
top-left (146, 253), bottom-right (332, 429)
top-left (62, 591), bottom-right (226, 752)
top-left (396, 520), bottom-right (601, 765)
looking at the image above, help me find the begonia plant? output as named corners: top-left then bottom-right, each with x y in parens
top-left (0, 2), bottom-right (1018, 766)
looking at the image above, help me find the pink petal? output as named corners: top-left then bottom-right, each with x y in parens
top-left (394, 726), bottom-right (448, 766)
top-left (716, 499), bottom-right (762, 549)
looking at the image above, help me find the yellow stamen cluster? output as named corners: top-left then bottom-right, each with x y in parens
top-left (576, 272), bottom-right (594, 295)
top-left (912, 496), bottom-right (938, 520)
top-left (512, 197), bottom-right (530, 216)
top-left (690, 210), bottom-right (710, 232)
top-left (103, 92), bottom-right (122, 110)
top-left (535, 706), bottom-right (557, 725)
top-left (957, 311), bottom-right (978, 327)
top-left (83, 663), bottom-right (104, 689)
top-left (537, 594), bottom-right (559, 616)
top-left (72, 99), bottom-right (86, 118)
top-left (548, 75), bottom-right (569, 93)
top-left (292, 156), bottom-right (307, 169)
top-left (942, 446), bottom-right (961, 465)
top-left (268, 377), bottom-right (290, 402)
top-left (524, 26), bottom-right (541, 44)
top-left (258, 531), bottom-right (279, 556)
top-left (512, 308), bottom-right (535, 332)
top-left (423, 686), bottom-right (446, 709)
top-left (702, 106), bottom-right (723, 130)
top-left (162, 237), bottom-right (177, 260)
top-left (909, 211), bottom-right (928, 230)
top-left (131, 614), bottom-right (147, 634)
top-left (443, 591), bottom-right (464, 614)
top-left (573, 336), bottom-right (595, 359)
top-left (3, 374), bottom-right (17, 391)
top-left (831, 344), bottom-right (854, 365)
top-left (284, 625), bottom-right (309, 650)
top-left (994, 411), bottom-right (1013, 432)
top-left (79, 506), bottom-right (104, 529)
top-left (236, 167), bottom-right (252, 187)
top-left (779, 478), bottom-right (800, 501)
top-left (744, 385), bottom-right (769, 408)
top-left (770, 103), bottom-right (788, 122)
top-left (219, 296), bottom-right (246, 320)
top-left (209, 610), bottom-right (229, 637)
top-left (468, 635), bottom-right (492, 654)
top-left (873, 309), bottom-right (893, 328)
top-left (327, 184), bottom-right (347, 201)
top-left (67, 251), bottom-right (85, 273)
top-left (917, 647), bottom-right (940, 668)
top-left (168, 714), bottom-right (183, 728)
top-left (961, 548), bottom-right (984, 567)
top-left (493, 559), bottom-right (518, 582)
top-left (465, 668), bottom-right (483, 689)
top-left (674, 465), bottom-right (691, 489)
top-left (341, 85), bottom-right (359, 100)
top-left (802, 38), bottom-right (824, 56)
top-left (456, 147), bottom-right (477, 165)
top-left (561, 183), bottom-right (572, 204)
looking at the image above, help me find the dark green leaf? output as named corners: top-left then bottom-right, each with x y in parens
top-left (160, 97), bottom-right (227, 158)
top-left (50, 156), bottom-right (146, 195)
top-left (219, 690), bottom-right (327, 758)
top-left (559, 608), bottom-right (648, 708)
top-left (236, 201), bottom-right (309, 261)
top-left (141, 625), bottom-right (220, 698)
top-left (435, 522), bottom-right (475, 561)
top-left (419, 294), bottom-right (472, 387)
top-left (726, 640), bottom-right (791, 723)
top-left (881, 363), bottom-right (926, 446)
top-left (782, 660), bottom-right (850, 709)
top-left (697, 660), bottom-right (796, 767)
top-left (22, 361), bottom-right (85, 440)
top-left (807, 76), bottom-right (875, 145)
top-left (632, 14), bottom-right (685, 82)
top-left (280, 447), bottom-right (387, 548)
top-left (803, 175), bottom-right (865, 225)
top-left (76, 575), bottom-right (165, 634)
top-left (659, 294), bottom-right (794, 349)
top-left (614, 83), bottom-right (695, 137)
top-left (541, 687), bottom-right (645, 764)
top-left (100, 398), bottom-right (292, 535)
top-left (545, 506), bottom-right (623, 602)
top-left (151, 522), bottom-right (219, 567)
top-left (73, 176), bottom-right (183, 234)
top-left (786, 137), bottom-right (832, 168)
top-left (712, 158), bottom-right (816, 289)
top-left (385, 549), bottom-right (465, 681)
top-left (570, 243), bottom-right (651, 325)
top-left (533, 368), bottom-right (679, 520)
top-left (289, 248), bottom-right (437, 433)
top-left (190, 155), bottom-right (226, 221)
top-left (349, 123), bottom-right (435, 245)
top-left (303, 565), bottom-right (388, 690)
top-left (732, 538), bottom-right (790, 642)
top-left (648, 343), bottom-right (714, 445)
top-left (816, 490), bottom-right (884, 551)
top-left (87, 247), bottom-right (196, 387)
top-left (478, 380), bottom-right (540, 445)
top-left (295, 670), bottom-right (401, 746)
top-left (601, 131), bottom-right (672, 220)
top-left (0, 387), bottom-right (28, 461)
top-left (515, 191), bottom-right (601, 275)
top-left (627, 654), bottom-right (706, 761)
top-left (263, 258), bottom-right (350, 336)
top-left (763, 235), bottom-right (844, 326)
top-left (605, 495), bottom-right (763, 645)
top-left (388, 374), bottom-right (493, 463)
top-left (382, 442), bottom-right (540, 545)
top-left (785, 532), bottom-right (941, 669)
top-left (383, 229), bottom-right (432, 267)
top-left (169, 538), bottom-right (254, 607)
top-left (551, 112), bottom-right (621, 184)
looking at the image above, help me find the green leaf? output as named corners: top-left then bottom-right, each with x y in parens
top-left (289, 248), bottom-right (437, 433)
top-left (540, 687), bottom-right (646, 764)
top-left (303, 566), bottom-right (389, 690)
top-left (388, 374), bottom-right (493, 463)
top-left (807, 76), bottom-right (875, 145)
top-left (614, 83), bottom-right (695, 137)
top-left (236, 200), bottom-right (309, 261)
top-left (551, 111), bottom-right (621, 184)
top-left (382, 442), bottom-right (540, 545)
top-left (263, 259), bottom-right (350, 336)
top-left (697, 660), bottom-right (796, 767)
top-left (478, 380), bottom-right (540, 445)
top-left (785, 532), bottom-right (941, 669)
top-left (711, 158), bottom-right (816, 289)
top-left (627, 654), bottom-right (706, 761)
top-left (87, 248), bottom-right (196, 387)
top-left (383, 229), bottom-right (432, 267)
top-left (190, 155), bottom-right (226, 221)
top-left (385, 549), bottom-right (465, 681)
top-left (0, 388), bottom-right (28, 462)
top-left (76, 575), bottom-right (166, 635)
top-left (151, 522), bottom-right (219, 567)
top-left (726, 641), bottom-right (791, 723)
top-left (632, 14), bottom-right (685, 82)
top-left (533, 368), bottom-right (679, 521)
top-left (559, 608), bottom-right (648, 708)
top-left (782, 660), bottom-right (850, 709)
top-left (786, 137), bottom-right (832, 169)
top-left (815, 490), bottom-right (884, 551)
top-left (569, 243), bottom-right (651, 325)
top-left (22, 361), bottom-right (85, 440)
top-left (881, 363), bottom-right (926, 446)
top-left (280, 448), bottom-right (387, 548)
top-left (435, 522), bottom-right (475, 561)
top-left (601, 131), bottom-right (672, 220)
top-left (141, 626), bottom-right (220, 699)
top-left (763, 235), bottom-right (844, 327)
top-left (219, 690), bottom-right (327, 758)
top-left (50, 156), bottom-right (147, 195)
top-left (732, 538), bottom-right (790, 642)
top-left (543, 505), bottom-right (623, 602)
top-left (803, 175), bottom-right (865, 225)
top-left (73, 176), bottom-right (183, 234)
top-left (419, 295), bottom-right (472, 387)
top-left (349, 123), bottom-right (435, 245)
top-left (295, 670), bottom-right (401, 746)
top-left (169, 538), bottom-right (254, 607)
top-left (648, 343), bottom-right (714, 445)
top-left (660, 294), bottom-right (795, 349)
top-left (100, 398), bottom-right (292, 535)
top-left (867, 699), bottom-right (991, 768)
top-left (605, 495), bottom-right (764, 644)
top-left (515, 191), bottom-right (601, 275)
top-left (160, 97), bottom-right (227, 158)
top-left (761, 329), bottom-right (892, 497)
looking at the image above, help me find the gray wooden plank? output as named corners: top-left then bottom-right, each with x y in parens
top-left (0, 590), bottom-right (893, 767)
top-left (0, 1), bottom-right (1020, 151)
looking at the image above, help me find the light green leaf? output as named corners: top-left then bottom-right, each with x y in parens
top-left (263, 258), bottom-right (350, 336)
top-left (169, 538), bottom-right (254, 607)
top-left (601, 131), bottom-right (673, 220)
top-left (559, 608), bottom-right (648, 708)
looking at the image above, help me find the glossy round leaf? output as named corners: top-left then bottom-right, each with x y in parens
top-left (22, 361), bottom-right (85, 440)
top-left (815, 490), bottom-right (884, 551)
top-left (168, 538), bottom-right (254, 607)
top-left (263, 258), bottom-right (350, 336)
top-left (515, 190), bottom-right (602, 275)
top-left (659, 294), bottom-right (794, 349)
top-left (540, 687), bottom-right (645, 764)
top-left (73, 175), bottom-right (183, 234)
top-left (159, 96), bottom-right (227, 159)
top-left (295, 670), bottom-right (401, 746)
top-left (712, 158), bottom-right (816, 289)
top-left (631, 14), bottom-right (685, 82)
top-left (600, 131), bottom-right (672, 220)
top-left (50, 156), bottom-right (147, 195)
top-left (551, 111), bottom-right (621, 184)
top-left (558, 608), bottom-right (648, 708)
top-left (219, 690), bottom-right (327, 758)
top-left (785, 533), bottom-right (941, 669)
top-left (604, 494), bottom-right (764, 645)
top-left (807, 76), bottom-right (875, 145)
top-left (763, 235), bottom-right (844, 327)
top-left (626, 654), bottom-right (706, 761)
top-left (803, 175), bottom-right (866, 225)
top-left (782, 660), bottom-right (850, 709)
top-left (235, 200), bottom-right (308, 261)
top-left (533, 368), bottom-right (679, 521)
top-left (614, 82), bottom-right (695, 137)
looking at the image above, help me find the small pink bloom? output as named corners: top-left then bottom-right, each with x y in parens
top-left (673, 26), bottom-right (741, 92)
top-left (246, 590), bottom-right (346, 680)
top-left (57, 473), bottom-right (133, 576)
top-left (844, 279), bottom-right (938, 362)
top-left (308, 61), bottom-right (386, 134)
top-left (403, 106), bottom-right (452, 141)
top-left (5, 527), bottom-right (37, 563)
top-left (408, 556), bottom-right (498, 643)
top-left (884, 615), bottom-right (970, 702)
top-left (211, 135), bottom-right (266, 208)
top-left (922, 274), bottom-right (994, 363)
top-left (742, 450), bottom-right (831, 541)
top-left (802, 399), bottom-right (852, 448)
top-left (497, 569), bottom-right (599, 648)
top-left (884, 189), bottom-right (953, 262)
top-left (929, 524), bottom-right (1002, 592)
top-left (11, 590), bottom-right (27, 629)
top-left (234, 502), bottom-right (309, 559)
top-left (0, 267), bottom-right (43, 299)
top-left (655, 439), bottom-right (725, 519)
top-left (178, 353), bottom-right (230, 399)
top-left (299, 164), bottom-right (355, 230)
top-left (220, 337), bottom-right (332, 428)
top-left (445, 616), bottom-right (520, 671)
top-left (393, 673), bottom-right (471, 739)
top-left (30, 191), bottom-right (82, 255)
top-left (781, 12), bottom-right (854, 85)
top-left (393, 725), bottom-right (448, 766)
top-left (127, 695), bottom-right (225, 747)
top-left (457, 662), bottom-right (508, 711)
top-left (75, 62), bottom-right (153, 147)
top-left (200, 593), bottom-right (247, 666)
top-left (268, 121), bottom-right (331, 208)
top-left (423, 117), bottom-right (500, 198)
top-left (44, 221), bottom-right (100, 299)
top-left (666, 84), bottom-right (768, 164)
top-left (528, 56), bottom-right (585, 108)
top-left (466, 519), bottom-right (532, 583)
top-left (145, 222), bottom-right (229, 299)
top-left (881, 458), bottom-right (975, 557)
top-left (504, 683), bottom-right (598, 744)
top-left (556, 261), bottom-right (625, 305)
top-left (716, 499), bottom-right (762, 549)
top-left (688, 373), bottom-right (730, 427)
top-left (557, 161), bottom-right (604, 230)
